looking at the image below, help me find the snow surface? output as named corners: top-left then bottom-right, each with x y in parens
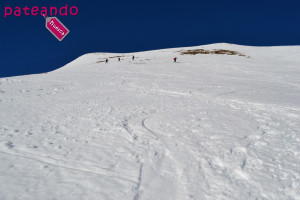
top-left (0, 43), bottom-right (300, 200)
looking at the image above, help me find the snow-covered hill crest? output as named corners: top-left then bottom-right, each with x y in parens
top-left (0, 43), bottom-right (300, 200)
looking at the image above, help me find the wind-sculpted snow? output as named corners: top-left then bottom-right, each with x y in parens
top-left (0, 43), bottom-right (300, 199)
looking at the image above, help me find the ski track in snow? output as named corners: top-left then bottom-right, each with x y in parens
top-left (0, 43), bottom-right (300, 200)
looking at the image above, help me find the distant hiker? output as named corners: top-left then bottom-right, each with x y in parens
top-left (132, 55), bottom-right (135, 60)
top-left (174, 57), bottom-right (177, 62)
top-left (105, 59), bottom-right (108, 63)
top-left (118, 57), bottom-right (121, 61)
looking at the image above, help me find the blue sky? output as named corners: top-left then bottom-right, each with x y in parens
top-left (0, 0), bottom-right (300, 78)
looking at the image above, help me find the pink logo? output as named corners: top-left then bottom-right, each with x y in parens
top-left (45, 17), bottom-right (70, 41)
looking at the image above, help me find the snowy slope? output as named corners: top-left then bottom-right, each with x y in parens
top-left (0, 43), bottom-right (300, 200)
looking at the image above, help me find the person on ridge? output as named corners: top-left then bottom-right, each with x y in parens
top-left (174, 57), bottom-right (177, 62)
top-left (105, 59), bottom-right (108, 63)
top-left (118, 57), bottom-right (121, 62)
top-left (132, 55), bottom-right (135, 60)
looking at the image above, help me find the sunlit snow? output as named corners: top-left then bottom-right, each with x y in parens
top-left (0, 43), bottom-right (300, 200)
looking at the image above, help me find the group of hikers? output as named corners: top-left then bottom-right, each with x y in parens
top-left (105, 55), bottom-right (135, 63)
top-left (105, 55), bottom-right (177, 63)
